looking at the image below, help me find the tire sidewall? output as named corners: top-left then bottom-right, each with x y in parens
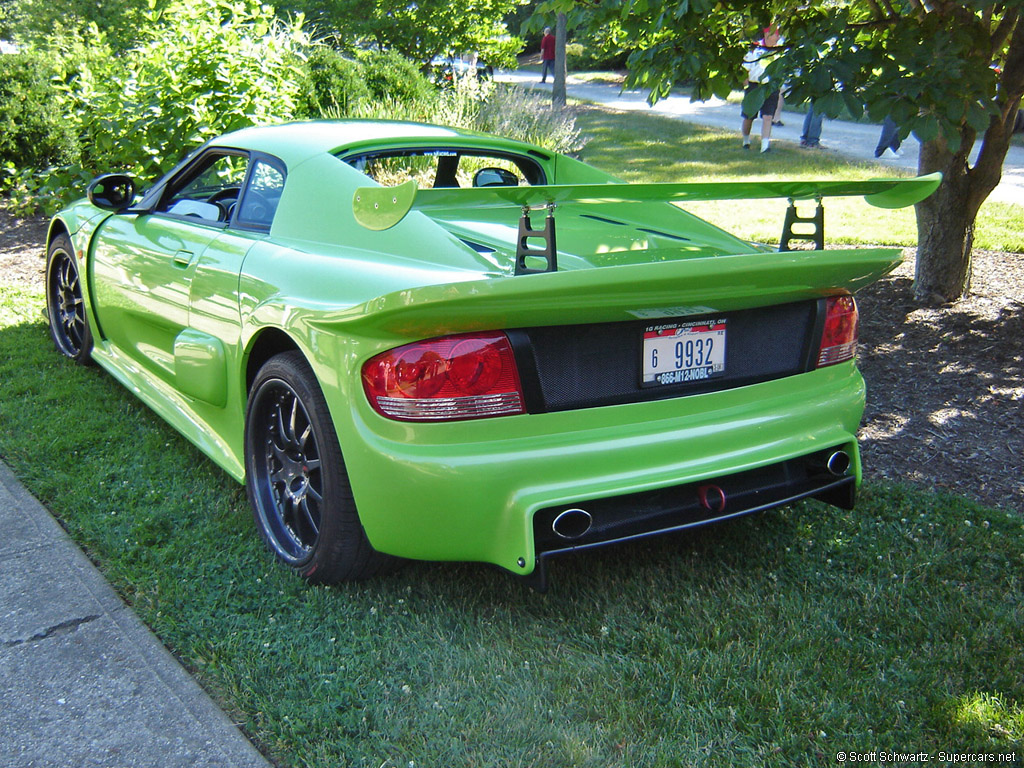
top-left (244, 352), bottom-right (349, 580)
top-left (45, 233), bottom-right (93, 364)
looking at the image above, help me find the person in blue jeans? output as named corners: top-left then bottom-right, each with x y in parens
top-left (800, 104), bottom-right (824, 148)
top-left (874, 116), bottom-right (903, 157)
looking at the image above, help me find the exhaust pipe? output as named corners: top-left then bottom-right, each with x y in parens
top-left (825, 450), bottom-right (851, 476)
top-left (552, 508), bottom-right (593, 540)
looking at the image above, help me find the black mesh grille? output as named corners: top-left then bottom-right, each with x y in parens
top-left (514, 300), bottom-right (820, 413)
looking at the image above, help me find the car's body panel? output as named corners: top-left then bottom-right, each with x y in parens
top-left (45, 119), bottom-right (931, 581)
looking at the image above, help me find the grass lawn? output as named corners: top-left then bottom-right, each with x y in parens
top-left (1, 107), bottom-right (1022, 767)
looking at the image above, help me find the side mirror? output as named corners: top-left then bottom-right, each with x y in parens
top-left (473, 167), bottom-right (520, 188)
top-left (87, 174), bottom-right (137, 211)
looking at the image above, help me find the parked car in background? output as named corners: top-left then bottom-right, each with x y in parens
top-left (45, 120), bottom-right (939, 589)
top-left (428, 54), bottom-right (492, 84)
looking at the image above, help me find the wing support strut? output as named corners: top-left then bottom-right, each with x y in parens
top-left (780, 197), bottom-right (825, 252)
top-left (515, 203), bottom-right (558, 275)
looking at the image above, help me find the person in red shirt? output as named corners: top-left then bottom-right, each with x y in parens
top-left (540, 27), bottom-right (555, 83)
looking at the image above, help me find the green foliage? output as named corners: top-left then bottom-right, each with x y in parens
top-left (2, 0), bottom-right (310, 214)
top-left (0, 52), bottom-right (77, 168)
top-left (2, 0), bottom-right (169, 51)
top-left (279, 0), bottom-right (524, 69)
top-left (297, 46), bottom-right (370, 117)
top-left (356, 48), bottom-right (437, 107)
top-left (565, 38), bottom-right (630, 72)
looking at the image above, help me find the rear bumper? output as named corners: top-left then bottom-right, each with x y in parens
top-left (338, 365), bottom-right (866, 578)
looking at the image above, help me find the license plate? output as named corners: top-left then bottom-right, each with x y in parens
top-left (642, 320), bottom-right (727, 386)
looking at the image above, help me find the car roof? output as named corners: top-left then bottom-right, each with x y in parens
top-left (212, 120), bottom-right (546, 169)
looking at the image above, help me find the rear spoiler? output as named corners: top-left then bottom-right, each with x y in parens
top-left (352, 173), bottom-right (942, 231)
top-left (313, 247), bottom-right (904, 337)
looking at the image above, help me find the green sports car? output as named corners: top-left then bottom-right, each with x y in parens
top-left (45, 120), bottom-right (939, 589)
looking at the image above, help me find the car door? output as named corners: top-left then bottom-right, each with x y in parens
top-left (90, 150), bottom-right (250, 383)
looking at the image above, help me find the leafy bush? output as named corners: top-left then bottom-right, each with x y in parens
top-left (298, 46), bottom-right (370, 118)
top-left (565, 37), bottom-right (630, 72)
top-left (356, 48), bottom-right (437, 107)
top-left (3, 0), bottom-right (310, 214)
top-left (0, 53), bottom-right (77, 168)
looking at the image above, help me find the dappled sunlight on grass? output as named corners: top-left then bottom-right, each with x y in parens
top-left (945, 692), bottom-right (1023, 744)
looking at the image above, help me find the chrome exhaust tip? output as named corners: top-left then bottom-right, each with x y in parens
top-left (826, 450), bottom-right (851, 476)
top-left (552, 508), bottom-right (593, 540)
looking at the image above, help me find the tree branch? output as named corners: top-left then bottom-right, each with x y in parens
top-left (969, 14), bottom-right (1024, 211)
top-left (990, 8), bottom-right (1019, 54)
top-left (863, 0), bottom-right (888, 21)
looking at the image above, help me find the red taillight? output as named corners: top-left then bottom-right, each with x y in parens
top-left (362, 332), bottom-right (525, 421)
top-left (817, 295), bottom-right (859, 367)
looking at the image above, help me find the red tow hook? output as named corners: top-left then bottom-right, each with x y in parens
top-left (697, 484), bottom-right (727, 514)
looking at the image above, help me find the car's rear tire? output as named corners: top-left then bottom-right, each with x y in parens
top-left (245, 351), bottom-right (398, 583)
top-left (45, 233), bottom-right (94, 364)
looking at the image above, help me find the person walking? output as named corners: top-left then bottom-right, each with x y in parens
top-left (740, 25), bottom-right (782, 153)
top-left (540, 27), bottom-right (556, 84)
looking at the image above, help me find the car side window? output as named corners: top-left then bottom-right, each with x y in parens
top-left (160, 152), bottom-right (248, 224)
top-left (236, 158), bottom-right (286, 231)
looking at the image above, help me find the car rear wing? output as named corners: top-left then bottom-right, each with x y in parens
top-left (314, 246), bottom-right (904, 338)
top-left (352, 173), bottom-right (942, 232)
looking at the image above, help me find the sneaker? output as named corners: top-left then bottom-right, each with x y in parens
top-left (881, 147), bottom-right (903, 159)
top-left (742, 139), bottom-right (751, 150)
top-left (773, 120), bottom-right (784, 127)
top-left (760, 146), bottom-right (771, 154)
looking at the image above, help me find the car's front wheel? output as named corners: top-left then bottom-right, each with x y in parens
top-left (45, 233), bottom-right (93, 364)
top-left (244, 351), bottom-right (397, 583)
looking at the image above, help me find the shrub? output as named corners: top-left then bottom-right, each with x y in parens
top-left (298, 46), bottom-right (370, 118)
top-left (3, 0), bottom-right (310, 214)
top-left (356, 48), bottom-right (437, 107)
top-left (350, 73), bottom-right (586, 156)
top-left (0, 53), bottom-right (77, 168)
top-left (566, 39), bottom-right (630, 72)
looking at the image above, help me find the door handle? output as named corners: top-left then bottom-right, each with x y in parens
top-left (173, 250), bottom-right (194, 267)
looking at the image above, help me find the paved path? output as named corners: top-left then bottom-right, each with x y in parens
top-left (0, 461), bottom-right (272, 768)
top-left (496, 69), bottom-right (1024, 207)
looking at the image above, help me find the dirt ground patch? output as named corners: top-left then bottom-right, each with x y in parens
top-left (856, 247), bottom-right (1023, 513)
top-left (3, 204), bottom-right (1021, 513)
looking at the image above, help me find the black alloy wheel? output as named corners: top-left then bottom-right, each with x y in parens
top-left (45, 233), bottom-right (93, 364)
top-left (244, 351), bottom-right (397, 583)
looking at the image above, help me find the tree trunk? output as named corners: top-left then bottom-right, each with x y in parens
top-left (913, 134), bottom-right (978, 303)
top-left (913, 15), bottom-right (1024, 304)
top-left (913, 180), bottom-right (975, 304)
top-left (552, 13), bottom-right (567, 108)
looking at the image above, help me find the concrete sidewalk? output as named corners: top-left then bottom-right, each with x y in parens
top-left (0, 461), bottom-right (272, 768)
top-left (496, 68), bottom-right (1024, 207)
